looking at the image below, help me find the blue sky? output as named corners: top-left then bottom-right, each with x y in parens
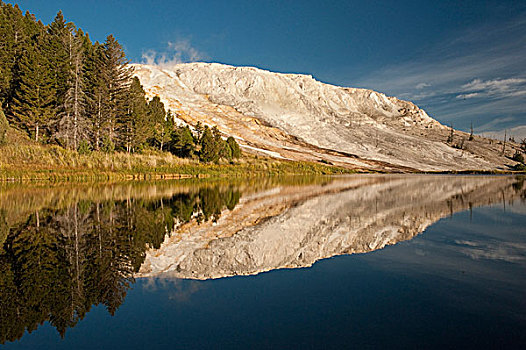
top-left (8, 0), bottom-right (526, 138)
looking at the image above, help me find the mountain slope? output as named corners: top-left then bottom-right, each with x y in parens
top-left (133, 63), bottom-right (517, 171)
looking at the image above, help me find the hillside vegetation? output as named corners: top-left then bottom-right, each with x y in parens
top-left (0, 2), bottom-right (248, 173)
top-left (0, 124), bottom-right (349, 181)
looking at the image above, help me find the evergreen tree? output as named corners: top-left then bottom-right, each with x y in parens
top-left (148, 96), bottom-right (168, 150)
top-left (226, 136), bottom-right (241, 159)
top-left (0, 3), bottom-right (15, 105)
top-left (220, 139), bottom-right (232, 160)
top-left (9, 31), bottom-right (55, 142)
top-left (199, 125), bottom-right (220, 162)
top-left (194, 121), bottom-right (203, 143)
top-left (0, 4), bottom-right (154, 152)
top-left (170, 125), bottom-right (195, 158)
top-left (102, 35), bottom-right (132, 147)
top-left (122, 77), bottom-right (150, 152)
top-left (85, 42), bottom-right (107, 150)
top-left (162, 110), bottom-right (175, 150)
top-left (46, 11), bottom-right (71, 114)
top-left (212, 126), bottom-right (225, 161)
top-left (0, 3), bottom-right (27, 107)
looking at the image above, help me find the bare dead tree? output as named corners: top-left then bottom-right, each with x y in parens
top-left (502, 130), bottom-right (507, 155)
top-left (56, 30), bottom-right (89, 149)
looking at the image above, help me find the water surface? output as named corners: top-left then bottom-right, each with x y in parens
top-left (0, 175), bottom-right (525, 349)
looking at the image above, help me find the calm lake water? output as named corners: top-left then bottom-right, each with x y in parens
top-left (0, 175), bottom-right (525, 349)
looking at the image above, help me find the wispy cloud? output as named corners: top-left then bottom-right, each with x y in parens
top-left (457, 78), bottom-right (526, 99)
top-left (355, 15), bottom-right (526, 134)
top-left (416, 82), bottom-right (431, 90)
top-left (456, 92), bottom-right (480, 100)
top-left (141, 38), bottom-right (207, 67)
top-left (480, 125), bottom-right (526, 142)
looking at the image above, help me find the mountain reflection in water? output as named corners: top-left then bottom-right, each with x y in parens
top-left (0, 175), bottom-right (524, 344)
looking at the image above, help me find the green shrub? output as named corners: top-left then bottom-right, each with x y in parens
top-left (512, 151), bottom-right (524, 164)
top-left (101, 136), bottom-right (115, 154)
top-left (77, 140), bottom-right (92, 155)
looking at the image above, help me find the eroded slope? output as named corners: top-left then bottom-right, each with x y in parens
top-left (134, 63), bottom-right (518, 171)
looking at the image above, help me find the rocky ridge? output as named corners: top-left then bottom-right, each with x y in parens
top-left (133, 63), bottom-right (519, 171)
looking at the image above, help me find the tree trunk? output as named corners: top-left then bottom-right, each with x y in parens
top-left (73, 62), bottom-right (79, 150)
top-left (96, 95), bottom-right (102, 150)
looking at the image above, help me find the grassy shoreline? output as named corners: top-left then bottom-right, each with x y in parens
top-left (2, 144), bottom-right (524, 182)
top-left (0, 142), bottom-right (353, 182)
top-left (1, 131), bottom-right (523, 182)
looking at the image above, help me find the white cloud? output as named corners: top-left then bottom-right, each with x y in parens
top-left (479, 125), bottom-right (526, 142)
top-left (167, 40), bottom-right (203, 62)
top-left (456, 92), bottom-right (480, 99)
top-left (141, 38), bottom-right (206, 67)
top-left (459, 78), bottom-right (526, 98)
top-left (416, 82), bottom-right (431, 89)
top-left (354, 15), bottom-right (526, 134)
top-left (461, 78), bottom-right (524, 91)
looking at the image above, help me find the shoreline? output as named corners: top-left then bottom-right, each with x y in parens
top-left (1, 167), bottom-right (523, 183)
top-left (0, 142), bottom-right (523, 183)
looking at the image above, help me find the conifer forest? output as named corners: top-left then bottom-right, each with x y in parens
top-left (0, 2), bottom-right (240, 162)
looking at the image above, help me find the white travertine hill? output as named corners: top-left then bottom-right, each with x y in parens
top-left (133, 62), bottom-right (516, 171)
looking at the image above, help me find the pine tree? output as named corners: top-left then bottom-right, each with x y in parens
top-left (170, 125), bottom-right (195, 158)
top-left (0, 4), bottom-right (146, 151)
top-left (162, 110), bottom-right (175, 149)
top-left (9, 30), bottom-right (55, 142)
top-left (226, 136), bottom-right (241, 158)
top-left (84, 42), bottom-right (107, 150)
top-left (102, 35), bottom-right (133, 148)
top-left (210, 126), bottom-right (230, 160)
top-left (0, 3), bottom-right (15, 105)
top-left (46, 11), bottom-right (70, 114)
top-left (0, 3), bottom-right (27, 107)
top-left (220, 139), bottom-right (232, 160)
top-left (148, 96), bottom-right (169, 150)
top-left (122, 77), bottom-right (150, 152)
top-left (199, 125), bottom-right (221, 162)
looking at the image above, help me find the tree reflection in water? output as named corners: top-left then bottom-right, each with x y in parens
top-left (0, 185), bottom-right (241, 344)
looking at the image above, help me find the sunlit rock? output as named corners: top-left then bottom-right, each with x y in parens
top-left (134, 63), bottom-right (516, 171)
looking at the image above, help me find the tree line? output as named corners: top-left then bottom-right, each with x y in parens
top-left (0, 2), bottom-right (241, 161)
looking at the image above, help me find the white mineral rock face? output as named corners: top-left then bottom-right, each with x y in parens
top-left (138, 175), bottom-right (520, 280)
top-left (133, 62), bottom-right (514, 171)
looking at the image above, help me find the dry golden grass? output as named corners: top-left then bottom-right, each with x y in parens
top-left (0, 129), bottom-right (351, 181)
